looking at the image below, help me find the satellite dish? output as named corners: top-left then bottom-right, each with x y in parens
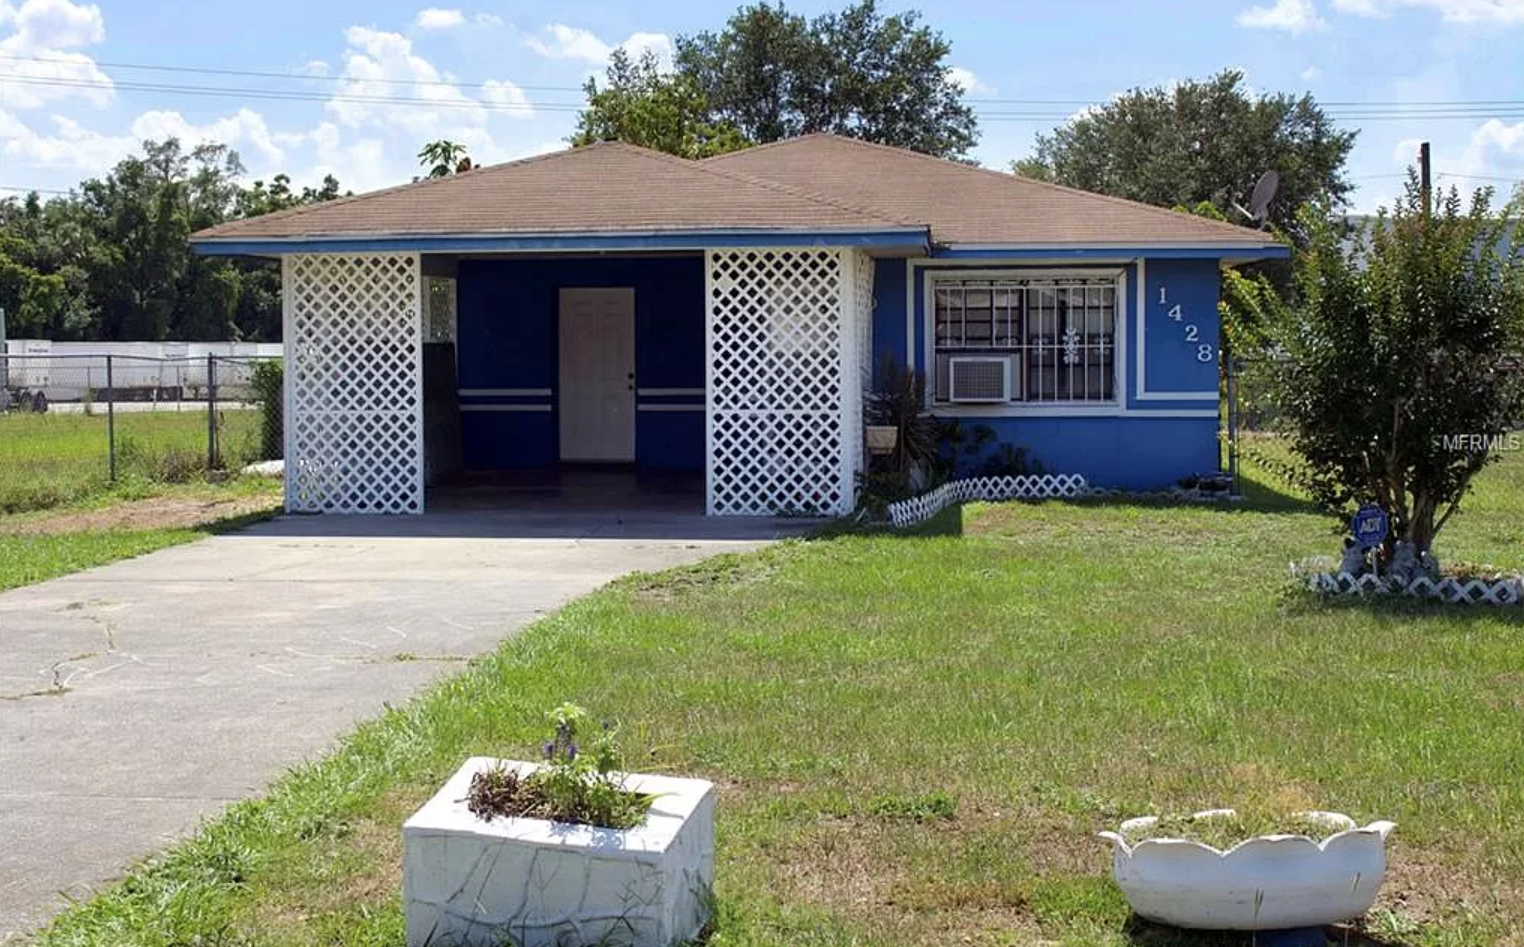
top-left (1233, 170), bottom-right (1281, 226)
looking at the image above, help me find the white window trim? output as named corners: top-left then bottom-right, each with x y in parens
top-left (920, 267), bottom-right (1127, 416)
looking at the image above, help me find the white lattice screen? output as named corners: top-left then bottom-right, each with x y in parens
top-left (846, 251), bottom-right (875, 486)
top-left (706, 248), bottom-right (869, 516)
top-left (283, 253), bottom-right (424, 514)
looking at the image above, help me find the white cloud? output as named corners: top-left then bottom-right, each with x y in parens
top-left (1300, 65), bottom-right (1322, 80)
top-left (474, 12), bottom-right (503, 27)
top-left (331, 25), bottom-right (531, 136)
top-left (1237, 0), bottom-right (1329, 32)
top-left (298, 59), bottom-right (330, 77)
top-left (946, 66), bottom-right (994, 95)
top-left (414, 7), bottom-right (465, 29)
top-left (525, 24), bottom-right (672, 68)
top-left (1332, 0), bottom-right (1524, 22)
top-left (1385, 121), bottom-right (1524, 199)
top-left (0, 0), bottom-right (112, 111)
top-left (0, 105), bottom-right (285, 174)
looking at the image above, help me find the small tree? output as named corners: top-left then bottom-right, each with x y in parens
top-left (1269, 176), bottom-right (1524, 565)
top-left (418, 140), bottom-right (470, 178)
top-left (571, 48), bottom-right (749, 159)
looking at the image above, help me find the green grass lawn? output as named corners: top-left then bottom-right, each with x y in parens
top-left (0, 479), bottom-right (281, 592)
top-left (31, 447), bottom-right (1524, 947)
top-left (0, 409), bottom-right (265, 513)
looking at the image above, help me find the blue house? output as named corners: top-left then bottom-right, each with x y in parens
top-left (192, 135), bottom-right (1286, 515)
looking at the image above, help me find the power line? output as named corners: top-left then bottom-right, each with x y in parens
top-left (0, 52), bottom-right (588, 94)
top-left (5, 72), bottom-right (1524, 124)
top-left (2, 51), bottom-right (1524, 120)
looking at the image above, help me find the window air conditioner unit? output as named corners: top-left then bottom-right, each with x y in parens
top-left (948, 356), bottom-right (1014, 403)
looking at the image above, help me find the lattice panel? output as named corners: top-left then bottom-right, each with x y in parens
top-left (845, 251), bottom-right (875, 490)
top-left (706, 248), bottom-right (850, 515)
top-left (284, 253), bottom-right (423, 514)
top-left (888, 474), bottom-right (1091, 527)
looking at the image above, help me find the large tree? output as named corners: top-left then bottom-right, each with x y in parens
top-left (571, 49), bottom-right (749, 158)
top-left (1268, 177), bottom-right (1524, 565)
top-left (1015, 71), bottom-right (1355, 235)
top-left (0, 139), bottom-right (345, 342)
top-left (668, 0), bottom-right (977, 159)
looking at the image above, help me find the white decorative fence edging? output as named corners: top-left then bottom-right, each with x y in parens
top-left (887, 474), bottom-right (1089, 527)
top-left (1296, 568), bottom-right (1523, 606)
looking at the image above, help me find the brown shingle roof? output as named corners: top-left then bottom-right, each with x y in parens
top-left (704, 134), bottom-right (1278, 247)
top-left (193, 140), bottom-right (917, 241)
top-left (193, 134), bottom-right (1281, 251)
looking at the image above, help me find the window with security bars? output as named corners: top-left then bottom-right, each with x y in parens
top-left (932, 276), bottom-right (1117, 404)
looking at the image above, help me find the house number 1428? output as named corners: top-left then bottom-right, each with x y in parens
top-left (1159, 287), bottom-right (1214, 363)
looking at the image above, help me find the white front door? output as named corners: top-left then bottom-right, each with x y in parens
top-left (558, 287), bottom-right (636, 462)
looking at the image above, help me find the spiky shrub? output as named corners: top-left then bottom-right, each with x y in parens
top-left (858, 356), bottom-right (942, 512)
top-left (1268, 177), bottom-right (1524, 562)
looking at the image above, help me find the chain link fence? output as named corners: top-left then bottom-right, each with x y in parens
top-left (0, 353), bottom-right (282, 514)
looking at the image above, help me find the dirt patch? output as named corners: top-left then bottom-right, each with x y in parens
top-left (0, 493), bottom-right (280, 535)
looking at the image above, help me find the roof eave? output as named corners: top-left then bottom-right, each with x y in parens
top-left (190, 226), bottom-right (932, 258)
top-left (934, 242), bottom-right (1290, 261)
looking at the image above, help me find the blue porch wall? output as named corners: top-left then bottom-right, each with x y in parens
top-left (879, 256), bottom-right (1223, 490)
top-left (456, 256), bottom-right (705, 471)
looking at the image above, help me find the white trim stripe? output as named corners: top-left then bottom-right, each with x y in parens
top-left (458, 388), bottom-right (552, 397)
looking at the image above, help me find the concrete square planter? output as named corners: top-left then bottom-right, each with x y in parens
top-left (404, 757), bottom-right (715, 947)
top-left (1099, 809), bottom-right (1396, 930)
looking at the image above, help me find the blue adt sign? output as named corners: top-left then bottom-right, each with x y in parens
top-left (1351, 505), bottom-right (1389, 549)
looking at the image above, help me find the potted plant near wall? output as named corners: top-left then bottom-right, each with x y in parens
top-left (404, 704), bottom-right (715, 947)
top-left (1099, 808), bottom-right (1396, 932)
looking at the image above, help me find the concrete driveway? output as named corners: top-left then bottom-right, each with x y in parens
top-left (0, 508), bottom-right (799, 940)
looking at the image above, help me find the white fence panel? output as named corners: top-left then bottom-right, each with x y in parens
top-left (706, 248), bottom-right (853, 516)
top-left (283, 253), bottom-right (423, 514)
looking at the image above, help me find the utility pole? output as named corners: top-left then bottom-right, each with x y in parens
top-left (1419, 141), bottom-right (1432, 215)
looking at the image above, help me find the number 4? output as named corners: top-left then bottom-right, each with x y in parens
top-left (1167, 305), bottom-right (1183, 322)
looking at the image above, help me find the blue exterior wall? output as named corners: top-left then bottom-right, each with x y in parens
top-left (889, 256), bottom-right (1224, 489)
top-left (456, 256), bottom-right (705, 471)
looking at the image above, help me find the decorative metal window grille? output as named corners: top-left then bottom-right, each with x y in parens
top-left (426, 277), bottom-right (457, 343)
top-left (706, 248), bottom-right (863, 516)
top-left (933, 277), bottom-right (1117, 403)
top-left (284, 253), bottom-right (423, 514)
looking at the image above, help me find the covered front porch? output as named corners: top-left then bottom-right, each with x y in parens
top-left (278, 246), bottom-right (878, 516)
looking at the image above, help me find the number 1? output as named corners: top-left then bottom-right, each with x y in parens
top-left (1158, 287), bottom-right (1167, 305)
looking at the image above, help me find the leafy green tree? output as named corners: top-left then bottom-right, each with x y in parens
top-left (673, 0), bottom-right (978, 158)
top-left (418, 140), bottom-right (470, 178)
top-left (1268, 176), bottom-right (1524, 563)
top-left (572, 48), bottom-right (750, 158)
top-left (1018, 71), bottom-right (1355, 236)
top-left (0, 138), bottom-right (346, 342)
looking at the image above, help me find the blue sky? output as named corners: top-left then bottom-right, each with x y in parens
top-left (0, 0), bottom-right (1520, 211)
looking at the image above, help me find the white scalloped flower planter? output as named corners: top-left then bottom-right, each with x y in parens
top-left (1098, 810), bottom-right (1396, 930)
top-left (404, 758), bottom-right (715, 947)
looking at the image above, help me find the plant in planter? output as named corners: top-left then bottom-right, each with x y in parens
top-left (1099, 808), bottom-right (1396, 931)
top-left (403, 704), bottom-right (715, 947)
top-left (858, 356), bottom-right (942, 515)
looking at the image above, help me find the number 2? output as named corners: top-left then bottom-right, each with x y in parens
top-left (1184, 324), bottom-right (1198, 341)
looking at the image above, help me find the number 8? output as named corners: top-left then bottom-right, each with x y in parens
top-left (1196, 344), bottom-right (1214, 363)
